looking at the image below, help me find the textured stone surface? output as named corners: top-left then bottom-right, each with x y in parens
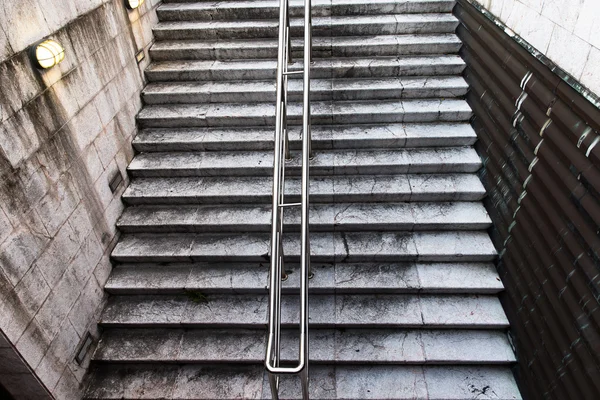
top-left (127, 147), bottom-right (480, 177)
top-left (99, 293), bottom-right (509, 328)
top-left (133, 123), bottom-right (476, 152)
top-left (142, 76), bottom-right (468, 104)
top-left (105, 261), bottom-right (504, 295)
top-left (474, 0), bottom-right (600, 97)
top-left (145, 56), bottom-right (466, 82)
top-left (157, 0), bottom-right (456, 21)
top-left (0, 1), bottom-right (159, 399)
top-left (83, 0), bottom-right (522, 398)
top-left (150, 34), bottom-right (462, 61)
top-left (117, 201), bottom-right (491, 233)
top-left (94, 328), bottom-right (514, 364)
top-left (153, 13), bottom-right (459, 40)
top-left (121, 173), bottom-right (487, 205)
top-left (110, 231), bottom-right (497, 263)
top-left (137, 99), bottom-right (472, 128)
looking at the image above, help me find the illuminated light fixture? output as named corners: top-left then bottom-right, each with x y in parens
top-left (30, 39), bottom-right (65, 69)
top-left (126, 0), bottom-right (145, 9)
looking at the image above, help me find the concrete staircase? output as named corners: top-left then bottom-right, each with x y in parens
top-left (84, 0), bottom-right (522, 398)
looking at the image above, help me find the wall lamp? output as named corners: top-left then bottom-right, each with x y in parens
top-left (30, 39), bottom-right (65, 69)
top-left (126, 0), bottom-right (145, 9)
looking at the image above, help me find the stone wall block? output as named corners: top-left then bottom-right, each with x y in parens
top-left (0, 0), bottom-right (51, 54)
top-left (15, 322), bottom-right (51, 370)
top-left (34, 266), bottom-right (84, 342)
top-left (13, 266), bottom-right (51, 319)
top-left (0, 0), bottom-right (161, 396)
top-left (34, 319), bottom-right (80, 391)
top-left (0, 227), bottom-right (49, 287)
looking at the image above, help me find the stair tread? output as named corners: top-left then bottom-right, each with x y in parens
top-left (111, 231), bottom-right (497, 262)
top-left (144, 55), bottom-right (466, 81)
top-left (157, 0), bottom-right (456, 20)
top-left (122, 173), bottom-right (487, 204)
top-left (145, 76), bottom-right (467, 91)
top-left (84, 364), bottom-right (521, 400)
top-left (127, 147), bottom-right (481, 177)
top-left (148, 34), bottom-right (463, 60)
top-left (151, 34), bottom-right (462, 51)
top-left (117, 201), bottom-right (491, 232)
top-left (153, 13), bottom-right (459, 38)
top-left (105, 261), bottom-right (504, 294)
top-left (99, 293), bottom-right (508, 328)
top-left (94, 328), bottom-right (515, 364)
top-left (137, 99), bottom-right (472, 127)
top-left (155, 13), bottom-right (458, 28)
top-left (133, 123), bottom-right (477, 152)
top-left (142, 76), bottom-right (468, 102)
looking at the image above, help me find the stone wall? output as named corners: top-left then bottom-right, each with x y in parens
top-left (474, 0), bottom-right (600, 97)
top-left (0, 0), bottom-right (159, 398)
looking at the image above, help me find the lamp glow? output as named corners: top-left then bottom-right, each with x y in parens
top-left (126, 0), bottom-right (145, 9)
top-left (31, 40), bottom-right (65, 69)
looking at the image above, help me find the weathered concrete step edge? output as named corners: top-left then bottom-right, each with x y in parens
top-left (84, 364), bottom-right (522, 400)
top-left (142, 76), bottom-right (468, 104)
top-left (132, 123), bottom-right (477, 152)
top-left (99, 293), bottom-right (508, 328)
top-left (117, 202), bottom-right (492, 233)
top-left (122, 174), bottom-right (488, 205)
top-left (104, 262), bottom-right (504, 295)
top-left (153, 14), bottom-right (459, 40)
top-left (110, 231), bottom-right (497, 263)
top-left (137, 99), bottom-right (472, 128)
top-left (149, 35), bottom-right (463, 61)
top-left (127, 147), bottom-right (481, 177)
top-left (144, 56), bottom-right (466, 81)
top-left (157, 0), bottom-right (456, 21)
top-left (122, 174), bottom-right (486, 205)
top-left (93, 328), bottom-right (515, 364)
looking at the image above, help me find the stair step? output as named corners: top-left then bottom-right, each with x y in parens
top-left (93, 328), bottom-right (515, 364)
top-left (127, 147), bottom-right (481, 177)
top-left (84, 364), bottom-right (521, 400)
top-left (117, 202), bottom-right (491, 233)
top-left (142, 76), bottom-right (468, 104)
top-left (122, 174), bottom-right (487, 205)
top-left (144, 56), bottom-right (466, 81)
top-left (157, 0), bottom-right (456, 21)
top-left (104, 262), bottom-right (504, 295)
top-left (111, 231), bottom-right (497, 263)
top-left (133, 123), bottom-right (477, 152)
top-left (149, 34), bottom-right (462, 60)
top-left (137, 99), bottom-right (472, 128)
top-left (99, 293), bottom-right (508, 328)
top-left (153, 14), bottom-right (458, 40)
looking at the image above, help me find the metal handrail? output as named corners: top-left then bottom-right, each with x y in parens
top-left (265, 0), bottom-right (312, 398)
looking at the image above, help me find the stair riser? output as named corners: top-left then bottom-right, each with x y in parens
top-left (145, 62), bottom-right (466, 82)
top-left (149, 43), bottom-right (462, 61)
top-left (142, 87), bottom-right (468, 105)
top-left (138, 111), bottom-right (472, 128)
top-left (153, 21), bottom-right (458, 41)
top-left (157, 3), bottom-right (455, 22)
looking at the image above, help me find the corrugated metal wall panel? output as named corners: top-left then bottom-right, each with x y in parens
top-left (454, 1), bottom-right (600, 399)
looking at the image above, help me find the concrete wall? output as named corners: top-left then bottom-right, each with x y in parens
top-left (474, 0), bottom-right (600, 97)
top-left (0, 0), bottom-right (159, 398)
